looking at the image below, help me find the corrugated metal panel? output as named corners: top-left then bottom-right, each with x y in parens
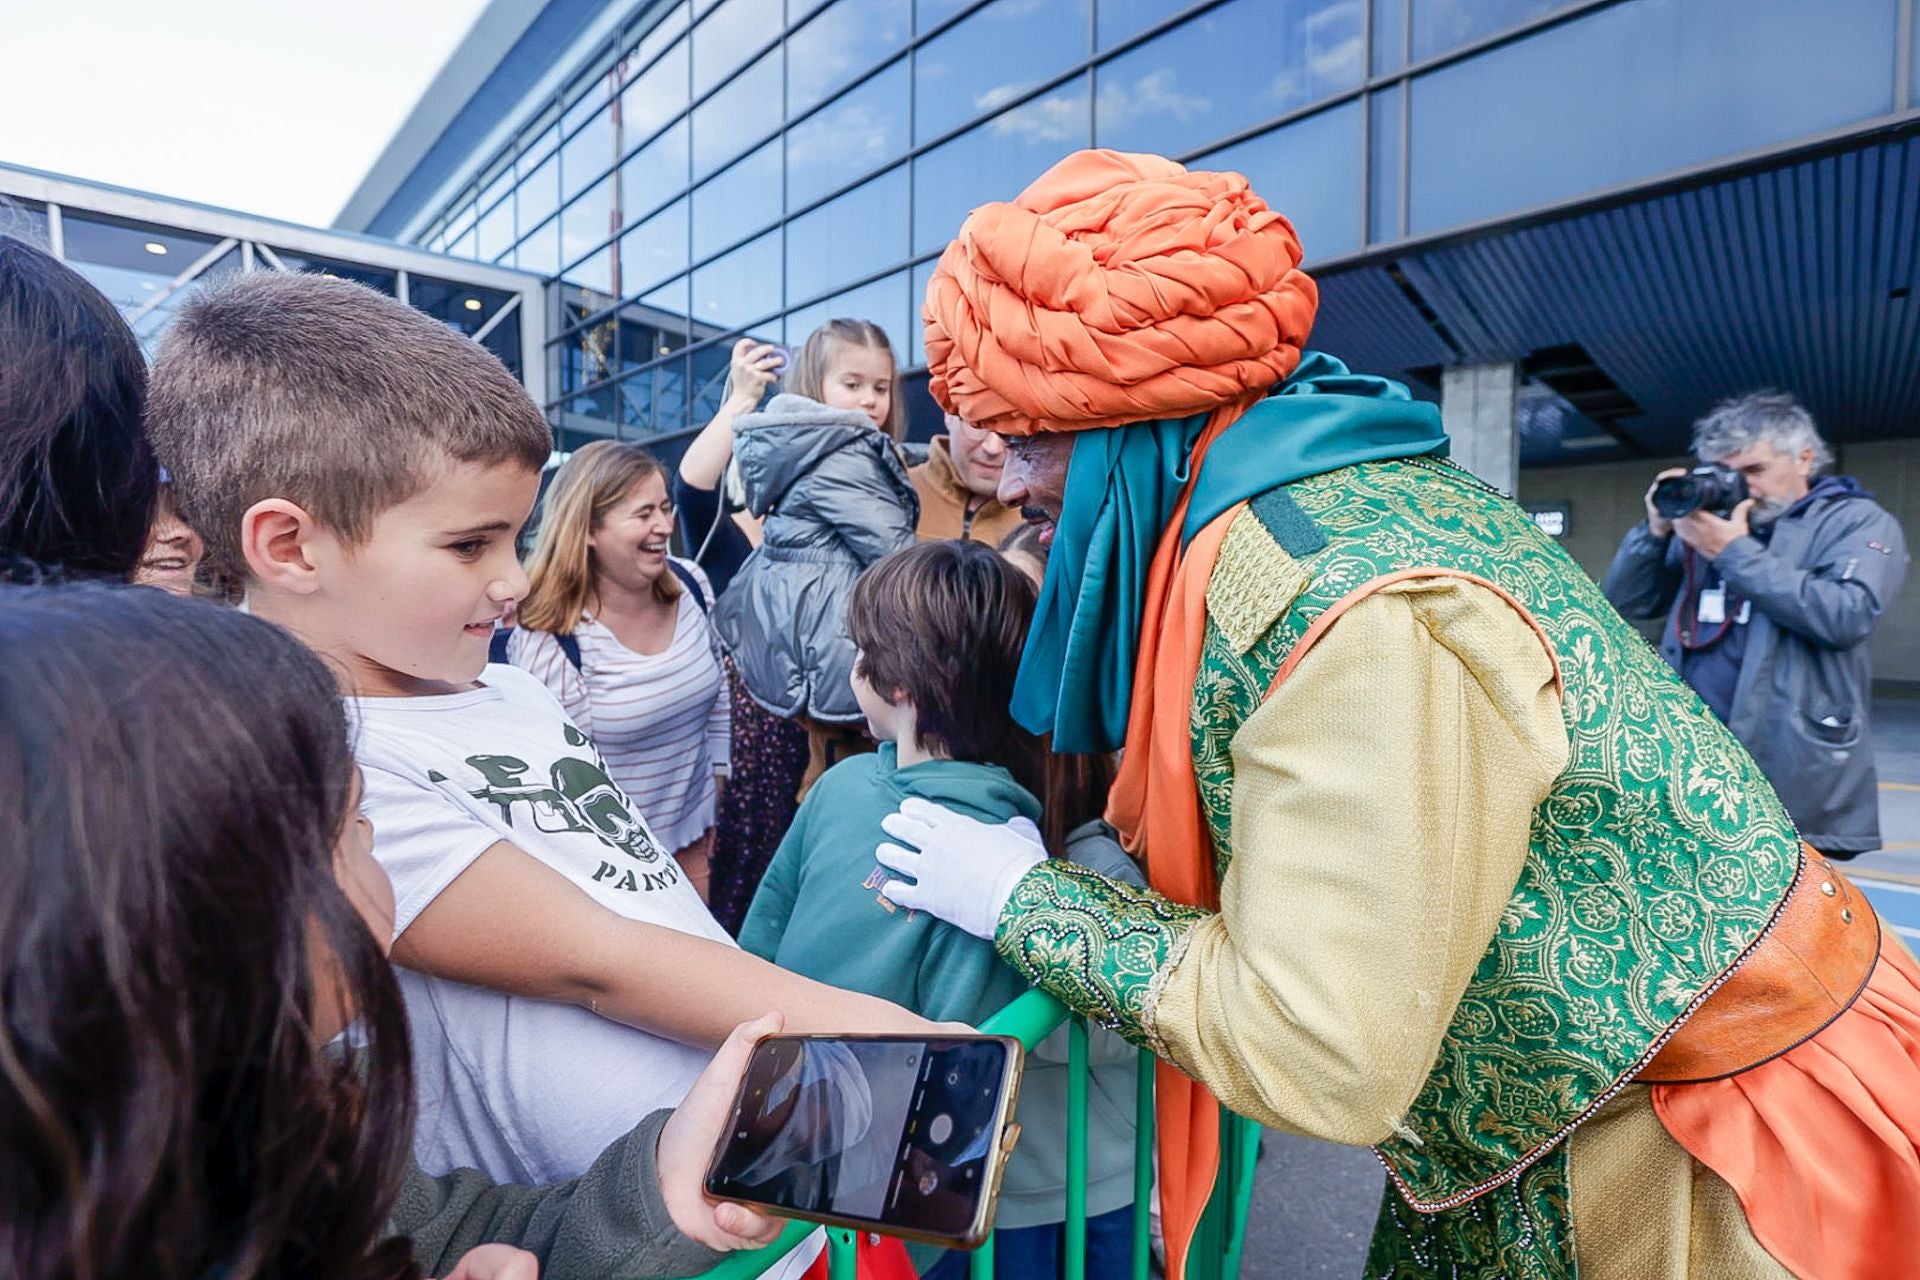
top-left (1301, 263), bottom-right (1454, 385)
top-left (1314, 132), bottom-right (1920, 457)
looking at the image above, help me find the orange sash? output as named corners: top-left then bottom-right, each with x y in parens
top-left (1103, 403), bottom-right (1249, 1280)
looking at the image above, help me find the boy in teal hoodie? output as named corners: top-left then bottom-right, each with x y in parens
top-left (739, 540), bottom-right (1138, 1277)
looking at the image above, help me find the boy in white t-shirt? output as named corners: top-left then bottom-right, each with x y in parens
top-left (145, 272), bottom-right (936, 1188)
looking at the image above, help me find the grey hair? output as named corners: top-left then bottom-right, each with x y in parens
top-left (1691, 391), bottom-right (1832, 472)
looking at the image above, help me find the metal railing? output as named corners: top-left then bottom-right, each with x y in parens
top-left (697, 989), bottom-right (1261, 1280)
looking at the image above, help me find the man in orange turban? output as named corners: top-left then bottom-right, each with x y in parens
top-left (876, 150), bottom-right (1920, 1279)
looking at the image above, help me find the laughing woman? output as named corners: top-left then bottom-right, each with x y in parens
top-left (509, 442), bottom-right (730, 900)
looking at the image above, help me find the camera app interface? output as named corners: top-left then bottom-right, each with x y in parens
top-left (710, 1038), bottom-right (1007, 1236)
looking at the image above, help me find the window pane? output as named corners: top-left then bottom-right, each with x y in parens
top-left (914, 0), bottom-right (968, 33)
top-left (1193, 99), bottom-right (1363, 262)
top-left (4, 201), bottom-right (50, 251)
top-left (563, 105), bottom-right (620, 201)
top-left (787, 0), bottom-right (911, 116)
top-left (561, 244), bottom-right (615, 305)
top-left (643, 276), bottom-right (692, 348)
top-left (563, 61), bottom-right (619, 140)
top-left (1096, 0), bottom-right (1174, 49)
top-left (1410, 0), bottom-right (1569, 62)
top-left (410, 276), bottom-right (516, 339)
top-left (561, 174), bottom-right (617, 271)
top-left (784, 270), bottom-right (910, 356)
top-left (448, 226), bottom-right (477, 259)
top-left (517, 151), bottom-right (561, 239)
top-left (618, 354), bottom-right (692, 438)
top-left (622, 37), bottom-right (690, 142)
top-left (1912, 9), bottom-right (1920, 104)
top-left (1095, 0), bottom-right (1364, 157)
top-left (913, 74), bottom-right (1091, 255)
top-left (915, 0), bottom-right (1090, 144)
top-left (620, 118), bottom-right (690, 228)
top-left (477, 163), bottom-right (515, 223)
top-left (516, 215), bottom-right (561, 277)
top-left (692, 229), bottom-right (782, 330)
top-left (909, 257), bottom-right (937, 367)
top-left (1367, 83), bottom-right (1402, 243)
top-left (693, 48), bottom-right (781, 178)
top-left (692, 0), bottom-right (781, 99)
top-left (692, 139), bottom-right (783, 260)
top-left (691, 340), bottom-right (738, 426)
top-left (620, 293), bottom-right (686, 367)
top-left (630, 0), bottom-right (690, 66)
top-left (474, 195), bottom-right (516, 262)
top-left (621, 198), bottom-right (691, 297)
top-left (1371, 0), bottom-right (1406, 73)
top-left (1408, 0), bottom-right (1900, 234)
top-left (785, 165), bottom-right (909, 305)
top-left (787, 58), bottom-right (910, 210)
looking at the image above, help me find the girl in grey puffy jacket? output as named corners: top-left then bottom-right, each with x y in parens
top-left (712, 320), bottom-right (920, 725)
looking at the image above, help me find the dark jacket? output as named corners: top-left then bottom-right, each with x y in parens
top-left (712, 394), bottom-right (919, 722)
top-left (396, 1108), bottom-right (723, 1279)
top-left (1603, 478), bottom-right (1908, 852)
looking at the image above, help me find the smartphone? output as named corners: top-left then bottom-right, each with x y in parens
top-left (704, 1034), bottom-right (1025, 1249)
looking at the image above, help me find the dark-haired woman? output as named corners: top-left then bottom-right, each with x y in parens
top-left (0, 234), bottom-right (156, 582)
top-left (0, 585), bottom-right (783, 1280)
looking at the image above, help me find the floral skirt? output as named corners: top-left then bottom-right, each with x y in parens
top-left (709, 657), bottom-right (810, 935)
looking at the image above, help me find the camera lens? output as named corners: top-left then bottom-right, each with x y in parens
top-left (929, 1113), bottom-right (954, 1144)
top-left (946, 1070), bottom-right (960, 1087)
top-left (918, 1170), bottom-right (940, 1196)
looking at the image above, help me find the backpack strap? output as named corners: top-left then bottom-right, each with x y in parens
top-left (490, 626), bottom-right (584, 672)
top-left (667, 558), bottom-right (709, 612)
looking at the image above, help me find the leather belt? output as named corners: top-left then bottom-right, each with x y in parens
top-left (1639, 846), bottom-right (1881, 1085)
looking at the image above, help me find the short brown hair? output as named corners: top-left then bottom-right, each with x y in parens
top-left (845, 540), bottom-right (1040, 793)
top-left (146, 272), bottom-right (552, 580)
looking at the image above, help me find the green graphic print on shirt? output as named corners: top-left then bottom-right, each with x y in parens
top-left (451, 723), bottom-right (681, 893)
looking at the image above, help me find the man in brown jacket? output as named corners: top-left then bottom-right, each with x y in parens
top-left (910, 413), bottom-right (1024, 544)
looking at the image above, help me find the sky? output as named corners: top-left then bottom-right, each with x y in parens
top-left (0, 0), bottom-right (492, 226)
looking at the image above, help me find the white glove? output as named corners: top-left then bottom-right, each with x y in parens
top-left (875, 796), bottom-right (1047, 940)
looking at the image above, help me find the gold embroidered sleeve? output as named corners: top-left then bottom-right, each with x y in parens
top-left (993, 860), bottom-right (1212, 1051)
top-left (1150, 579), bottom-right (1569, 1145)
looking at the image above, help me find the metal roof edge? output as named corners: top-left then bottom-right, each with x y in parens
top-left (332, 0), bottom-right (552, 233)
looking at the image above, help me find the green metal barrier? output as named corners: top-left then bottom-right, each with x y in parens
top-left (694, 989), bottom-right (1260, 1279)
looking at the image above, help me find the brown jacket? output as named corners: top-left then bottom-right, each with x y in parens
top-left (908, 437), bottom-right (1023, 545)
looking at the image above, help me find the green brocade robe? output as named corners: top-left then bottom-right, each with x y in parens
top-left (992, 457), bottom-right (1804, 1277)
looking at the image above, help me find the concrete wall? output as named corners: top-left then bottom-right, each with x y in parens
top-left (1520, 442), bottom-right (1920, 684)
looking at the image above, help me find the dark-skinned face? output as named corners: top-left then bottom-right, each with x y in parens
top-left (994, 432), bottom-right (1075, 547)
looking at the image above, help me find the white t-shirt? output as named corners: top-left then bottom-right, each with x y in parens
top-left (350, 664), bottom-right (737, 1184)
top-left (506, 560), bottom-right (730, 853)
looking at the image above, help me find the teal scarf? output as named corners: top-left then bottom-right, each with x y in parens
top-left (1011, 352), bottom-right (1449, 753)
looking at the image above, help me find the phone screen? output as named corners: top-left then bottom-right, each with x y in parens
top-left (706, 1036), bottom-right (1014, 1239)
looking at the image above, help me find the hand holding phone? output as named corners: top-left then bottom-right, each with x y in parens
top-left (658, 1013), bottom-right (790, 1251)
top-left (705, 1033), bottom-right (1024, 1249)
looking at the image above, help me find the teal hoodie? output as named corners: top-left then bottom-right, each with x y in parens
top-left (738, 745), bottom-right (1137, 1231)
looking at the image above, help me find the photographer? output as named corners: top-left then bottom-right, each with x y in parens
top-left (1603, 391), bottom-right (1908, 856)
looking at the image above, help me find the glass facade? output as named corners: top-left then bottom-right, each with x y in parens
top-left (409, 0), bottom-right (1912, 446)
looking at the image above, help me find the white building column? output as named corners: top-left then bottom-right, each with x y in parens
top-left (1441, 361), bottom-right (1520, 496)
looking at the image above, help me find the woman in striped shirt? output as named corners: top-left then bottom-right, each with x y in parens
top-left (509, 441), bottom-right (730, 900)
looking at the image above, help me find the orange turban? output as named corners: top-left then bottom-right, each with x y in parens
top-left (922, 149), bottom-right (1319, 435)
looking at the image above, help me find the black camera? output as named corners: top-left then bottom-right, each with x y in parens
top-left (1652, 463), bottom-right (1749, 519)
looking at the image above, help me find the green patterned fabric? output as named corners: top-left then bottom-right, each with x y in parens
top-left (1188, 457), bottom-right (1800, 1274)
top-left (995, 456), bottom-right (1802, 1277)
top-left (996, 858), bottom-right (1210, 1052)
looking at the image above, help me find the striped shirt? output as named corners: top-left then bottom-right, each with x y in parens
top-left (506, 560), bottom-right (731, 853)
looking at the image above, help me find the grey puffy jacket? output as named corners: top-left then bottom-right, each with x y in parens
top-left (712, 394), bottom-right (919, 721)
top-left (1603, 482), bottom-right (1908, 853)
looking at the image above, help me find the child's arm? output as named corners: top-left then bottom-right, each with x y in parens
top-left (390, 841), bottom-right (938, 1047)
top-left (677, 339), bottom-right (782, 490)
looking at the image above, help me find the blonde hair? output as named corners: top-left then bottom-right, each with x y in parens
top-left (147, 272), bottom-right (552, 582)
top-left (518, 440), bottom-right (680, 635)
top-left (784, 318), bottom-right (905, 441)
